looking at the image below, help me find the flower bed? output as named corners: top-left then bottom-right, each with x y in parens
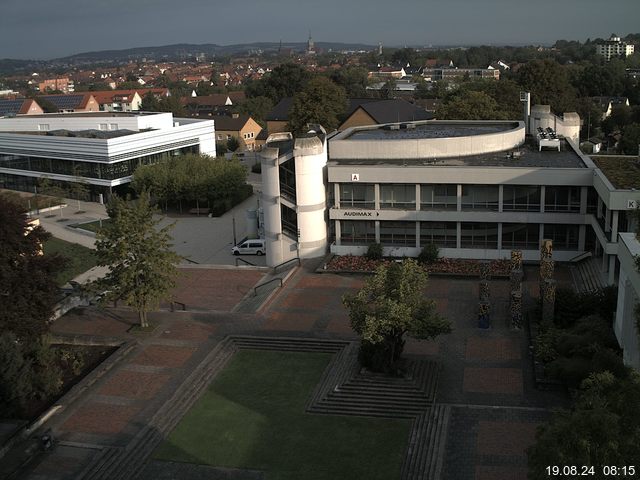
top-left (326, 255), bottom-right (511, 277)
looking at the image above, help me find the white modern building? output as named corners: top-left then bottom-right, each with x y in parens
top-left (0, 112), bottom-right (215, 199)
top-left (596, 34), bottom-right (635, 61)
top-left (260, 115), bottom-right (640, 368)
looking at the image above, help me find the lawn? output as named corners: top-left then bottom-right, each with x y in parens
top-left (154, 350), bottom-right (411, 480)
top-left (43, 237), bottom-right (97, 285)
top-left (71, 218), bottom-right (110, 233)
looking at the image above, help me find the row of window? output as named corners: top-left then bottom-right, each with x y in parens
top-left (339, 221), bottom-right (580, 250)
top-left (339, 184), bottom-right (592, 213)
top-left (0, 146), bottom-right (199, 181)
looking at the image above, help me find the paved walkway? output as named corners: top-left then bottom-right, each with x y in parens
top-left (19, 264), bottom-right (569, 480)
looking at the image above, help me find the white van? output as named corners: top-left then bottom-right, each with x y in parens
top-left (232, 239), bottom-right (266, 256)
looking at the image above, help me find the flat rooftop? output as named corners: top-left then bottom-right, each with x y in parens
top-left (329, 138), bottom-right (587, 169)
top-left (7, 129), bottom-right (140, 139)
top-left (344, 122), bottom-right (518, 140)
top-left (15, 112), bottom-right (155, 119)
top-left (592, 155), bottom-right (640, 189)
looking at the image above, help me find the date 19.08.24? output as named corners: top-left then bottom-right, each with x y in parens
top-left (546, 465), bottom-right (636, 477)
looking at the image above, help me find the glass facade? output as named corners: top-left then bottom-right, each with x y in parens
top-left (502, 223), bottom-right (540, 250)
top-left (280, 204), bottom-right (298, 239)
top-left (419, 221), bottom-right (457, 248)
top-left (502, 185), bottom-right (540, 211)
top-left (380, 184), bottom-right (416, 209)
top-left (340, 184), bottom-right (374, 209)
top-left (461, 185), bottom-right (499, 211)
top-left (544, 224), bottom-right (579, 250)
top-left (545, 186), bottom-right (581, 212)
top-left (278, 159), bottom-right (296, 202)
top-left (0, 146), bottom-right (199, 182)
top-left (420, 184), bottom-right (457, 210)
top-left (461, 222), bottom-right (499, 249)
top-left (341, 220), bottom-right (376, 245)
top-left (379, 221), bottom-right (416, 246)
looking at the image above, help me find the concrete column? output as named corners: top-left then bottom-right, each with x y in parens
top-left (375, 220), bottom-right (380, 243)
top-left (335, 220), bottom-right (341, 246)
top-left (498, 185), bottom-right (504, 213)
top-left (580, 186), bottom-right (588, 215)
top-left (374, 184), bottom-right (380, 210)
top-left (608, 255), bottom-right (616, 285)
top-left (578, 225), bottom-right (586, 251)
top-left (540, 185), bottom-right (546, 213)
top-left (612, 211), bottom-right (619, 240)
top-left (456, 222), bottom-right (462, 249)
top-left (605, 207), bottom-right (611, 232)
top-left (415, 221), bottom-right (420, 248)
top-left (415, 184), bottom-right (420, 211)
top-left (334, 183), bottom-right (341, 208)
top-left (457, 184), bottom-right (462, 212)
top-left (497, 223), bottom-right (503, 251)
top-left (539, 223), bottom-right (545, 247)
top-left (597, 197), bottom-right (603, 219)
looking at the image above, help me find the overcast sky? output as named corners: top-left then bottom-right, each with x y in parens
top-left (1, 0), bottom-right (639, 60)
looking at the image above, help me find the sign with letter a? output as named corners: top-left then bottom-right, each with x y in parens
top-left (351, 173), bottom-right (360, 181)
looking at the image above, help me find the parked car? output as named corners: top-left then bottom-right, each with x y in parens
top-left (232, 239), bottom-right (266, 256)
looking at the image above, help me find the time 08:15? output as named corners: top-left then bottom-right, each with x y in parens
top-left (546, 465), bottom-right (636, 476)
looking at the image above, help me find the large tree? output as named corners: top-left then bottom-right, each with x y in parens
top-left (245, 63), bottom-right (312, 103)
top-left (94, 193), bottom-right (180, 327)
top-left (528, 371), bottom-right (640, 479)
top-left (0, 195), bottom-right (64, 340)
top-left (343, 260), bottom-right (452, 372)
top-left (437, 90), bottom-right (506, 120)
top-left (516, 59), bottom-right (577, 113)
top-left (287, 76), bottom-right (347, 133)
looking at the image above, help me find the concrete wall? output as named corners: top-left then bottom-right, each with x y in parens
top-left (0, 112), bottom-right (175, 132)
top-left (614, 233), bottom-right (640, 369)
top-left (330, 121), bottom-right (525, 160)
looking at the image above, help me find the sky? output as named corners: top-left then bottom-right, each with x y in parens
top-left (1, 0), bottom-right (639, 60)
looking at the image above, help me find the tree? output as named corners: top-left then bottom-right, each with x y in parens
top-left (516, 59), bottom-right (577, 113)
top-left (330, 66), bottom-right (369, 98)
top-left (437, 90), bottom-right (505, 120)
top-left (226, 135), bottom-right (240, 152)
top-left (0, 195), bottom-right (64, 340)
top-left (94, 193), bottom-right (180, 327)
top-left (236, 95), bottom-right (274, 126)
top-left (342, 260), bottom-right (452, 372)
top-left (288, 76), bottom-right (347, 133)
top-left (620, 123), bottom-right (640, 155)
top-left (140, 92), bottom-right (160, 111)
top-left (245, 63), bottom-right (312, 103)
top-left (528, 371), bottom-right (640, 479)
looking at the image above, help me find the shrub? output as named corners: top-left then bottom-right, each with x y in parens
top-left (417, 243), bottom-right (439, 264)
top-left (533, 328), bottom-right (559, 363)
top-left (365, 243), bottom-right (383, 261)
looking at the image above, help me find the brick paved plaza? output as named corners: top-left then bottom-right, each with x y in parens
top-left (20, 264), bottom-right (568, 480)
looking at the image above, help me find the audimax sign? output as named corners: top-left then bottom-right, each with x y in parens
top-left (342, 210), bottom-right (380, 217)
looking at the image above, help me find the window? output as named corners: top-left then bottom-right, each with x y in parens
top-left (380, 184), bottom-right (416, 209)
top-left (461, 185), bottom-right (499, 211)
top-left (420, 222), bottom-right (457, 248)
top-left (340, 184), bottom-right (374, 209)
top-left (502, 223), bottom-right (540, 250)
top-left (109, 123), bottom-right (118, 130)
top-left (341, 221), bottom-right (376, 245)
top-left (421, 184), bottom-right (457, 210)
top-left (503, 185), bottom-right (541, 211)
top-left (544, 224), bottom-right (579, 250)
top-left (461, 223), bottom-right (498, 249)
top-left (379, 221), bottom-right (415, 246)
top-left (38, 124), bottom-right (49, 131)
top-left (545, 186), bottom-right (580, 212)
top-left (217, 134), bottom-right (223, 140)
top-left (99, 123), bottom-right (108, 131)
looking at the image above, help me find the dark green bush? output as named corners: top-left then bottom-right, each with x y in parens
top-left (358, 339), bottom-right (405, 373)
top-left (365, 243), bottom-right (383, 261)
top-left (553, 286), bottom-right (618, 328)
top-left (417, 243), bottom-right (439, 264)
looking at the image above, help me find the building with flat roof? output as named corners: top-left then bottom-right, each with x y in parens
top-left (259, 116), bottom-right (640, 368)
top-left (596, 34), bottom-right (635, 61)
top-left (0, 112), bottom-right (215, 200)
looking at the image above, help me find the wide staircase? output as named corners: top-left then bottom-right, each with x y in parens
top-left (570, 256), bottom-right (607, 293)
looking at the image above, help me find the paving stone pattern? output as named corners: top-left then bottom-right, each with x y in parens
top-left (22, 265), bottom-right (571, 480)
